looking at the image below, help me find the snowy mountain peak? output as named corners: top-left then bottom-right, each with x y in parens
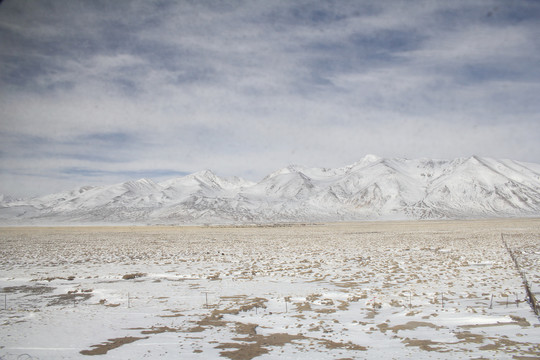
top-left (1, 156), bottom-right (539, 225)
top-left (346, 154), bottom-right (384, 172)
top-left (191, 169), bottom-right (216, 179)
top-left (123, 178), bottom-right (158, 192)
top-left (362, 154), bottom-right (382, 163)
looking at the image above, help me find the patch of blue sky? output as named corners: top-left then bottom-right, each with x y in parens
top-left (348, 30), bottom-right (426, 57)
top-left (173, 66), bottom-right (218, 85)
top-left (300, 30), bottom-right (423, 81)
top-left (431, 1), bottom-right (540, 29)
top-left (77, 132), bottom-right (134, 144)
top-left (0, 134), bottom-right (52, 158)
top-left (264, 1), bottom-right (374, 28)
top-left (109, 77), bottom-right (140, 97)
top-left (0, 56), bottom-right (52, 89)
top-left (458, 63), bottom-right (534, 84)
top-left (484, 2), bottom-right (540, 25)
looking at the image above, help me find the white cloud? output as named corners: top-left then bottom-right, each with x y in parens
top-left (1, 0), bottom-right (539, 197)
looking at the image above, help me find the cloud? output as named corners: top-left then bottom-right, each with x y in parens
top-left (1, 0), bottom-right (539, 197)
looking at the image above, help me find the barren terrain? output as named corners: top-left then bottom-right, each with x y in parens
top-left (1, 219), bottom-right (539, 359)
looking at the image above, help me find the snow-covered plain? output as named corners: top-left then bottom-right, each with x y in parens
top-left (1, 219), bottom-right (539, 359)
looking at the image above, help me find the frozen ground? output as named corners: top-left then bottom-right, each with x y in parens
top-left (1, 219), bottom-right (539, 359)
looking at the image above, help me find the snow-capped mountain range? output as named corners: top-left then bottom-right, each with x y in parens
top-left (2, 155), bottom-right (540, 225)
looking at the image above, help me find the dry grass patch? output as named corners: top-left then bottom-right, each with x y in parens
top-left (378, 321), bottom-right (441, 334)
top-left (317, 339), bottom-right (367, 351)
top-left (402, 338), bottom-right (449, 352)
top-left (216, 333), bottom-right (305, 360)
top-left (47, 292), bottom-right (93, 306)
top-left (122, 272), bottom-right (145, 280)
top-left (80, 336), bottom-right (149, 355)
top-left (141, 326), bottom-right (180, 334)
top-left (2, 284), bottom-right (55, 295)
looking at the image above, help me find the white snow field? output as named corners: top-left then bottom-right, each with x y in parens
top-left (1, 219), bottom-right (539, 359)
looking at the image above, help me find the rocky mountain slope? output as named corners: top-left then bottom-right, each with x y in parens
top-left (1, 155), bottom-right (540, 225)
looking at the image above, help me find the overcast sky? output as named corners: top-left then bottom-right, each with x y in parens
top-left (1, 0), bottom-right (539, 197)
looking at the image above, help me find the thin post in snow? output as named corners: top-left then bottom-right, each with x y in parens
top-left (128, 293), bottom-right (130, 308)
top-left (441, 292), bottom-right (444, 309)
top-left (506, 295), bottom-right (509, 308)
top-left (4, 293), bottom-right (6, 310)
top-left (285, 297), bottom-right (288, 313)
top-left (203, 292), bottom-right (209, 308)
top-left (489, 294), bottom-right (493, 309)
top-left (409, 291), bottom-right (412, 309)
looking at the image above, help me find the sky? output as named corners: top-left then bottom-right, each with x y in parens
top-left (1, 0), bottom-right (539, 198)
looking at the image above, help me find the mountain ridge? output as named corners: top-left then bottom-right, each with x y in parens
top-left (1, 155), bottom-right (540, 225)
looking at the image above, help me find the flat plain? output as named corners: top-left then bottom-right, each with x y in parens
top-left (1, 219), bottom-right (539, 359)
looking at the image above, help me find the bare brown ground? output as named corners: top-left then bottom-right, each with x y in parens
top-left (378, 321), bottom-right (442, 333)
top-left (479, 337), bottom-right (540, 355)
top-left (2, 285), bottom-right (55, 295)
top-left (80, 336), bottom-right (149, 355)
top-left (402, 338), bottom-right (449, 352)
top-left (217, 333), bottom-right (306, 360)
top-left (3, 218), bottom-right (539, 358)
top-left (3, 216), bottom-right (539, 234)
top-left (141, 326), bottom-right (181, 334)
top-left (189, 297), bottom-right (268, 332)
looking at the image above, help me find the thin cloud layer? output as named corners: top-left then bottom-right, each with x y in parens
top-left (1, 0), bottom-right (539, 197)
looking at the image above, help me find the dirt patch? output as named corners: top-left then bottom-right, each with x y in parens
top-left (306, 294), bottom-right (322, 302)
top-left (216, 331), bottom-right (366, 359)
top-left (317, 339), bottom-right (367, 351)
top-left (221, 295), bottom-right (247, 301)
top-left (336, 300), bottom-right (349, 311)
top-left (195, 312), bottom-right (229, 328)
top-left (455, 331), bottom-right (485, 344)
top-left (80, 336), bottom-right (149, 355)
top-left (509, 315), bottom-right (531, 327)
top-left (216, 333), bottom-right (305, 360)
top-left (365, 308), bottom-right (378, 319)
top-left (2, 285), bottom-right (55, 295)
top-left (122, 273), bottom-right (145, 280)
top-left (295, 302), bottom-right (312, 312)
top-left (406, 311), bottom-right (420, 316)
top-left (402, 338), bottom-right (449, 352)
top-left (141, 326), bottom-right (180, 334)
top-left (315, 308), bottom-right (336, 314)
top-left (479, 337), bottom-right (540, 354)
top-left (47, 292), bottom-right (93, 306)
top-left (31, 276), bottom-right (76, 282)
top-left (159, 311), bottom-right (184, 318)
top-left (378, 321), bottom-right (441, 334)
top-left (234, 322), bottom-right (258, 335)
top-left (187, 325), bottom-right (207, 333)
top-left (392, 321), bottom-right (441, 332)
top-left (190, 297), bottom-right (268, 332)
top-left (333, 281), bottom-right (360, 288)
